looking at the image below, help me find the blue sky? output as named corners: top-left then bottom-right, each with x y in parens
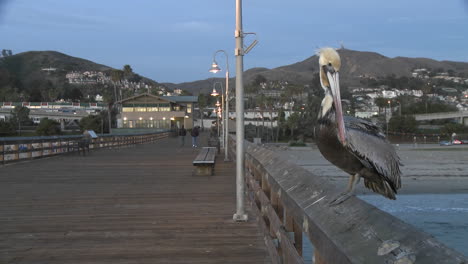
top-left (1, 0), bottom-right (468, 84)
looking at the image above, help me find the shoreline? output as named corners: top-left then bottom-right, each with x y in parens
top-left (267, 143), bottom-right (468, 195)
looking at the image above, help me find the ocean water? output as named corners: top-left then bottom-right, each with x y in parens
top-left (302, 194), bottom-right (468, 262)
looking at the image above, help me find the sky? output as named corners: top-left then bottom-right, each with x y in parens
top-left (1, 0), bottom-right (468, 84)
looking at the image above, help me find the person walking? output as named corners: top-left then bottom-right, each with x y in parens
top-left (191, 126), bottom-right (200, 148)
top-left (178, 125), bottom-right (187, 147)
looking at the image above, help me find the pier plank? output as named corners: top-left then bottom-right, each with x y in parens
top-left (0, 134), bottom-right (270, 264)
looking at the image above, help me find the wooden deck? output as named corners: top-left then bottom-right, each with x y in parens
top-left (0, 133), bottom-right (270, 264)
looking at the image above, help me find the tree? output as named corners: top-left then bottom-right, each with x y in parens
top-left (253, 74), bottom-right (267, 86)
top-left (123, 64), bottom-right (133, 78)
top-left (79, 115), bottom-right (102, 133)
top-left (29, 87), bottom-right (43, 101)
top-left (10, 106), bottom-right (31, 135)
top-left (69, 88), bottom-right (83, 101)
top-left (0, 120), bottom-right (16, 136)
top-left (388, 115), bottom-right (417, 133)
top-left (11, 106), bottom-right (30, 124)
top-left (36, 118), bottom-right (61, 136)
top-left (374, 97), bottom-right (388, 114)
top-left (286, 112), bottom-right (300, 140)
top-left (441, 123), bottom-right (468, 135)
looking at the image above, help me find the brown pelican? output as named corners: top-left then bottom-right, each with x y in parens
top-left (316, 47), bottom-right (402, 205)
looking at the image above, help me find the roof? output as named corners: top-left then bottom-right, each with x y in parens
top-left (116, 94), bottom-right (198, 104)
top-left (116, 93), bottom-right (175, 104)
top-left (162, 96), bottom-right (198, 103)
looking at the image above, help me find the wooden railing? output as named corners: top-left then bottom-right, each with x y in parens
top-left (229, 136), bottom-right (468, 264)
top-left (0, 131), bottom-right (170, 164)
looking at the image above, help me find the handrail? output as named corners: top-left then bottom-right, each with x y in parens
top-left (1, 131), bottom-right (170, 165)
top-left (229, 135), bottom-right (468, 264)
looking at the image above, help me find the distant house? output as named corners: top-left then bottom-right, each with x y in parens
top-left (382, 90), bottom-right (397, 99)
top-left (115, 93), bottom-right (198, 132)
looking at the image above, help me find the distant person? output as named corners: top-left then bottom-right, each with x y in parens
top-left (178, 125), bottom-right (187, 147)
top-left (79, 130), bottom-right (92, 155)
top-left (191, 126), bottom-right (200, 148)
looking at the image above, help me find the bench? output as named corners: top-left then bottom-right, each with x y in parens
top-left (193, 147), bottom-right (217, 176)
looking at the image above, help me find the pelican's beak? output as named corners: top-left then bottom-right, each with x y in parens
top-left (327, 71), bottom-right (346, 145)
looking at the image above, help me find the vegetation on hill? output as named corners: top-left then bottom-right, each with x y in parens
top-left (0, 50), bottom-right (165, 103)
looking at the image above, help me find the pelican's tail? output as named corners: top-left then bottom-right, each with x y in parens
top-left (364, 179), bottom-right (397, 200)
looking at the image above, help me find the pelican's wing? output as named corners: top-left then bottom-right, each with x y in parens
top-left (344, 117), bottom-right (402, 192)
top-left (344, 116), bottom-right (385, 139)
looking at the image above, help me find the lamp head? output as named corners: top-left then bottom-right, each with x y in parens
top-left (211, 88), bottom-right (219, 97)
top-left (209, 61), bottom-right (221, 73)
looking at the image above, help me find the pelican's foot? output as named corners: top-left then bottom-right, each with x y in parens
top-left (329, 192), bottom-right (354, 206)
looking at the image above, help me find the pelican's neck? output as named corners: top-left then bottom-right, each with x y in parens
top-left (318, 92), bottom-right (334, 120)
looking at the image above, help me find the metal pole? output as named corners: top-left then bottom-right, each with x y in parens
top-left (233, 0), bottom-right (248, 222)
top-left (212, 50), bottom-right (230, 161)
top-left (221, 86), bottom-right (225, 148)
top-left (224, 69), bottom-right (229, 161)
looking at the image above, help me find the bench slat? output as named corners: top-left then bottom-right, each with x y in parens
top-left (193, 147), bottom-right (216, 165)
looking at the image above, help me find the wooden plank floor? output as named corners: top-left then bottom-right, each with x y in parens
top-left (0, 133), bottom-right (271, 264)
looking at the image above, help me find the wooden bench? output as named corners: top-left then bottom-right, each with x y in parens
top-left (193, 147), bottom-right (217, 176)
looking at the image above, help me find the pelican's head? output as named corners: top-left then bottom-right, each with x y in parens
top-left (318, 47), bottom-right (346, 145)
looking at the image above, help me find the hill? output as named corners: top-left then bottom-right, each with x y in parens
top-left (0, 51), bottom-right (163, 102)
top-left (165, 48), bottom-right (468, 95)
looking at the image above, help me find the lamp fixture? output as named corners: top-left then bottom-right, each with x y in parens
top-left (211, 87), bottom-right (219, 97)
top-left (209, 61), bottom-right (221, 73)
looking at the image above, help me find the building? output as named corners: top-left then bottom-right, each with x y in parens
top-left (115, 93), bottom-right (197, 132)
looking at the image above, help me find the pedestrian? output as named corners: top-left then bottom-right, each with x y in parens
top-left (178, 125), bottom-right (187, 147)
top-left (191, 126), bottom-right (200, 148)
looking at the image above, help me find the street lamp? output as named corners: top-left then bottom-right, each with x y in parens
top-left (232, 0), bottom-right (258, 222)
top-left (210, 50), bottom-right (230, 162)
top-left (211, 82), bottom-right (225, 148)
top-left (387, 100), bottom-right (391, 136)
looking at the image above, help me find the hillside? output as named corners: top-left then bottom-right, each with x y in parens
top-left (166, 48), bottom-right (468, 95)
top-left (0, 51), bottom-right (163, 102)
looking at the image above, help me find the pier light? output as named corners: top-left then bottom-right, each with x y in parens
top-left (184, 115), bottom-right (189, 119)
top-left (215, 100), bottom-right (221, 107)
top-left (209, 61), bottom-right (221, 73)
top-left (139, 117), bottom-right (143, 120)
top-left (170, 117), bottom-right (175, 121)
top-left (150, 117), bottom-right (153, 120)
top-left (123, 117), bottom-right (127, 121)
top-left (162, 117), bottom-right (166, 120)
top-left (211, 87), bottom-right (219, 97)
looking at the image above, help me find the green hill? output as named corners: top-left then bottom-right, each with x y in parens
top-left (0, 50), bottom-right (163, 102)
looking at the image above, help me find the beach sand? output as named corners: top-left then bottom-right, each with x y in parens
top-left (266, 143), bottom-right (468, 195)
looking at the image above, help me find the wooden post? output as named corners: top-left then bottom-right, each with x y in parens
top-left (12, 144), bottom-right (19, 160)
top-left (0, 142), bottom-right (4, 163)
top-left (27, 143), bottom-right (32, 159)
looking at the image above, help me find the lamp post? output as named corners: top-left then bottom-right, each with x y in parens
top-left (211, 83), bottom-right (224, 146)
top-left (209, 50), bottom-right (230, 162)
top-left (387, 100), bottom-right (391, 136)
top-left (230, 0), bottom-right (257, 222)
top-left (396, 101), bottom-right (402, 116)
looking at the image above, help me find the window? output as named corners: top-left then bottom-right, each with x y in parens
top-left (159, 103), bottom-right (170, 112)
top-left (135, 107), bottom-right (147, 112)
top-left (187, 103), bottom-right (192, 113)
top-left (122, 107), bottom-right (134, 112)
